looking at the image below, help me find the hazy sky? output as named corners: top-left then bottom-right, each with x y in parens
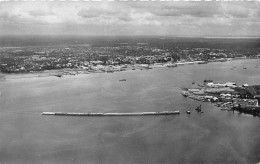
top-left (0, 1), bottom-right (260, 37)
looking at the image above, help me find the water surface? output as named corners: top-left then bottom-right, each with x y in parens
top-left (0, 59), bottom-right (260, 163)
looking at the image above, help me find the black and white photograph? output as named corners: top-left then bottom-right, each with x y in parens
top-left (0, 0), bottom-right (260, 163)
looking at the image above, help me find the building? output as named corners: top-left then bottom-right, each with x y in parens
top-left (246, 85), bottom-right (260, 99)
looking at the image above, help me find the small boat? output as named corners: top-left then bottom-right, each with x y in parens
top-left (204, 79), bottom-right (213, 83)
top-left (198, 61), bottom-right (208, 64)
top-left (54, 74), bottom-right (62, 78)
top-left (181, 91), bottom-right (189, 97)
top-left (119, 79), bottom-right (126, 81)
top-left (176, 63), bottom-right (185, 66)
top-left (186, 111), bottom-right (191, 114)
top-left (221, 108), bottom-right (229, 111)
top-left (166, 63), bottom-right (177, 67)
top-left (195, 105), bottom-right (202, 112)
top-left (198, 84), bottom-right (205, 87)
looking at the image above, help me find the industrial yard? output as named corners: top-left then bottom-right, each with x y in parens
top-left (182, 81), bottom-right (260, 116)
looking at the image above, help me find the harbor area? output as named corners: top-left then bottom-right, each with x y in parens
top-left (182, 80), bottom-right (260, 116)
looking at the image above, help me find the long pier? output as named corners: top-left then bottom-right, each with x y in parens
top-left (41, 111), bottom-right (180, 116)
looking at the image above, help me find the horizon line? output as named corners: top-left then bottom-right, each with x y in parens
top-left (1, 34), bottom-right (260, 39)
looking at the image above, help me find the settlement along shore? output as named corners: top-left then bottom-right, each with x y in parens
top-left (1, 58), bottom-right (259, 80)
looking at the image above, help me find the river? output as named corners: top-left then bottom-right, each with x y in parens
top-left (0, 59), bottom-right (260, 163)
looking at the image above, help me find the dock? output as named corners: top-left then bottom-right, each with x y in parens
top-left (41, 111), bottom-right (180, 116)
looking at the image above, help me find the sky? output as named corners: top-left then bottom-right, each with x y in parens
top-left (0, 1), bottom-right (260, 37)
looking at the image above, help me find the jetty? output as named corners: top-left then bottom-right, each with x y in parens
top-left (41, 111), bottom-right (180, 116)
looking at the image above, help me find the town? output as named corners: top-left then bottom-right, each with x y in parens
top-left (1, 42), bottom-right (260, 74)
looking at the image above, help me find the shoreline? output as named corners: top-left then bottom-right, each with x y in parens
top-left (1, 58), bottom-right (259, 81)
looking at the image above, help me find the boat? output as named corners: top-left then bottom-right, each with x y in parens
top-left (166, 63), bottom-right (177, 67)
top-left (198, 61), bottom-right (208, 64)
top-left (176, 63), bottom-right (185, 66)
top-left (221, 108), bottom-right (229, 111)
top-left (119, 79), bottom-right (126, 81)
top-left (181, 91), bottom-right (189, 97)
top-left (203, 79), bottom-right (213, 83)
top-left (153, 64), bottom-right (165, 68)
top-left (195, 105), bottom-right (202, 112)
top-left (54, 74), bottom-right (62, 78)
top-left (198, 84), bottom-right (205, 87)
top-left (186, 111), bottom-right (191, 114)
top-left (186, 62), bottom-right (195, 65)
top-left (139, 64), bottom-right (151, 69)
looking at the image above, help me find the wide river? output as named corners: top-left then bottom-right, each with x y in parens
top-left (0, 59), bottom-right (260, 164)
